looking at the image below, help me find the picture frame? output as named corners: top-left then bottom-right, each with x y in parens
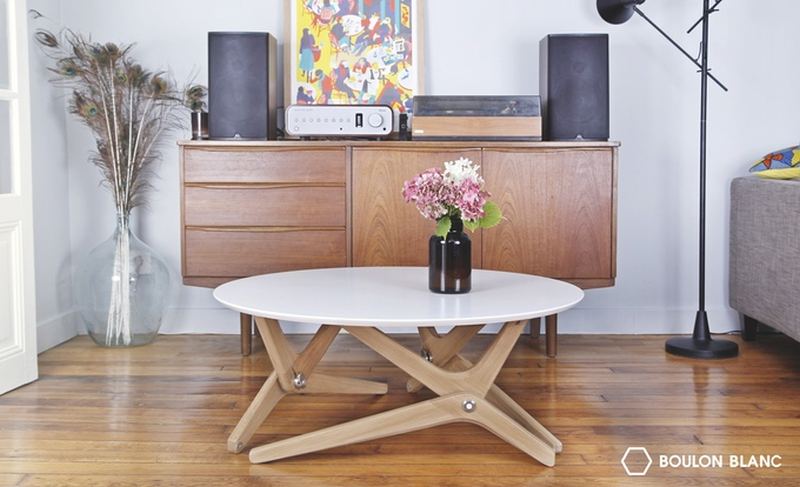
top-left (284, 0), bottom-right (424, 113)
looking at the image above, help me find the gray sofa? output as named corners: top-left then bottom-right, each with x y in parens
top-left (730, 176), bottom-right (800, 342)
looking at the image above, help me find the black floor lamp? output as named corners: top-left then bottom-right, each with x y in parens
top-left (596, 0), bottom-right (739, 359)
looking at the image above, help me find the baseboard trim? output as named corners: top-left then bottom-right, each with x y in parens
top-left (157, 306), bottom-right (742, 335)
top-left (37, 310), bottom-right (79, 353)
top-left (557, 307), bottom-right (741, 334)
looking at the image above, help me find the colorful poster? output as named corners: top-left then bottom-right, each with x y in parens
top-left (289, 0), bottom-right (419, 113)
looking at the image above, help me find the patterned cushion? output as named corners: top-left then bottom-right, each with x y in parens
top-left (750, 145), bottom-right (800, 179)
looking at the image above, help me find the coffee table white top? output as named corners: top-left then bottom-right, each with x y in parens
top-left (213, 267), bottom-right (583, 327)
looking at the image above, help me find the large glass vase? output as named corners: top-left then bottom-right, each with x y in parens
top-left (76, 215), bottom-right (172, 347)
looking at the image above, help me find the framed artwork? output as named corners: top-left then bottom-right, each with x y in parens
top-left (285, 0), bottom-right (423, 113)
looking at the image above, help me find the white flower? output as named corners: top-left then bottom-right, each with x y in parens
top-left (443, 157), bottom-right (483, 185)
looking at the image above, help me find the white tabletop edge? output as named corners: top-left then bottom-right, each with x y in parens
top-left (212, 294), bottom-right (584, 327)
top-left (212, 267), bottom-right (585, 328)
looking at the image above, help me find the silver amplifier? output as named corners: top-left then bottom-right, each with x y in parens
top-left (285, 105), bottom-right (393, 137)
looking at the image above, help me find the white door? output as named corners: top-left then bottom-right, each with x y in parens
top-left (0, 0), bottom-right (37, 394)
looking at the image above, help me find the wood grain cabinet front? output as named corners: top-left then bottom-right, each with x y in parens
top-left (183, 147), bottom-right (347, 184)
top-left (184, 228), bottom-right (347, 278)
top-left (351, 147), bottom-right (483, 269)
top-left (180, 145), bottom-right (348, 287)
top-left (184, 185), bottom-right (345, 227)
top-left (179, 141), bottom-right (618, 290)
top-left (482, 148), bottom-right (616, 288)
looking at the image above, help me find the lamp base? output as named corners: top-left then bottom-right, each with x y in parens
top-left (665, 310), bottom-right (739, 359)
top-left (665, 337), bottom-right (739, 359)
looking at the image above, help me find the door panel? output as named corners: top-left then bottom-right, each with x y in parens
top-left (482, 149), bottom-right (613, 279)
top-left (0, 100), bottom-right (11, 194)
top-left (0, 0), bottom-right (8, 89)
top-left (0, 0), bottom-right (37, 394)
top-left (352, 148), bottom-right (482, 268)
top-left (0, 223), bottom-right (19, 350)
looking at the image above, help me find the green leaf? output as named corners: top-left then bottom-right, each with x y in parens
top-left (463, 219), bottom-right (479, 232)
top-left (478, 201), bottom-right (503, 229)
top-left (435, 217), bottom-right (452, 237)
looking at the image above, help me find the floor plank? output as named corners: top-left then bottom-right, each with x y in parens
top-left (1, 333), bottom-right (799, 486)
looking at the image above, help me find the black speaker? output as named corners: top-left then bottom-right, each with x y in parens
top-left (208, 32), bottom-right (277, 140)
top-left (539, 34), bottom-right (609, 141)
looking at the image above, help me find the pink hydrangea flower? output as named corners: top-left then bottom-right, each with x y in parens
top-left (402, 168), bottom-right (449, 220)
top-left (402, 158), bottom-right (491, 223)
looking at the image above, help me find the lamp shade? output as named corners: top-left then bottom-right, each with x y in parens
top-left (597, 0), bottom-right (644, 24)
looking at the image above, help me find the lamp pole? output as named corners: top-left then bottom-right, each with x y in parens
top-left (698, 0), bottom-right (710, 333)
top-left (597, 0), bottom-right (739, 358)
top-left (664, 0), bottom-right (736, 359)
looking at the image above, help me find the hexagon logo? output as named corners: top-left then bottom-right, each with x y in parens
top-left (621, 447), bottom-right (653, 476)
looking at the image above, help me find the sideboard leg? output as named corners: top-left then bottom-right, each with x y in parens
top-left (529, 317), bottom-right (541, 340)
top-left (545, 314), bottom-right (557, 358)
top-left (241, 313), bottom-right (253, 356)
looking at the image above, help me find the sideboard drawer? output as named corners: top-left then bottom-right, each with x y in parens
top-left (184, 228), bottom-right (347, 277)
top-left (184, 185), bottom-right (346, 227)
top-left (183, 148), bottom-right (346, 184)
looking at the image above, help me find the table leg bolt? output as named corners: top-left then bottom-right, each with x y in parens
top-left (462, 399), bottom-right (477, 413)
top-left (292, 372), bottom-right (307, 389)
top-left (420, 348), bottom-right (433, 362)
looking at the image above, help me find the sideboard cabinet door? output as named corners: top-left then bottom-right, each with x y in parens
top-left (482, 149), bottom-right (615, 285)
top-left (352, 148), bottom-right (483, 268)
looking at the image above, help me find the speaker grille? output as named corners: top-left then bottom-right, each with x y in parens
top-left (540, 34), bottom-right (609, 141)
top-left (208, 32), bottom-right (276, 140)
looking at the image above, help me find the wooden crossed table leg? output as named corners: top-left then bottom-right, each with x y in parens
top-left (227, 318), bottom-right (388, 454)
top-left (233, 318), bottom-right (561, 466)
top-left (408, 325), bottom-right (562, 453)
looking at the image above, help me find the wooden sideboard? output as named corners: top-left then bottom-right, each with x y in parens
top-left (178, 140), bottom-right (620, 355)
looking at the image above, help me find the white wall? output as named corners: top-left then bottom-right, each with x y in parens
top-left (31, 0), bottom-right (800, 341)
top-left (28, 0), bottom-right (77, 351)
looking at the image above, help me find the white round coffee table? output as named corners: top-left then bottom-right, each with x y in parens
top-left (214, 267), bottom-right (583, 466)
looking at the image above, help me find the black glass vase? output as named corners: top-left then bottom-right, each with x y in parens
top-left (429, 216), bottom-right (471, 294)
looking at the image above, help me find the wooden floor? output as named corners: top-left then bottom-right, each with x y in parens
top-left (1, 333), bottom-right (800, 486)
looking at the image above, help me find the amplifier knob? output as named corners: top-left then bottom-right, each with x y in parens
top-left (368, 113), bottom-right (384, 128)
